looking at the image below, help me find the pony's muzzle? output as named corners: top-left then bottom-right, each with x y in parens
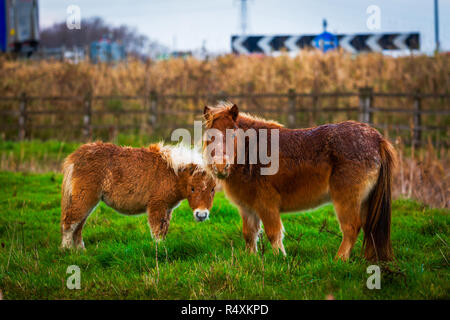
top-left (212, 162), bottom-right (230, 179)
top-left (210, 154), bottom-right (231, 179)
top-left (194, 209), bottom-right (209, 222)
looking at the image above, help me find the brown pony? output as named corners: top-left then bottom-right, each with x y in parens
top-left (203, 102), bottom-right (396, 261)
top-left (61, 142), bottom-right (216, 249)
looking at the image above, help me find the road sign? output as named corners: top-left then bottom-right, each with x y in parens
top-left (231, 33), bottom-right (420, 54)
top-left (313, 31), bottom-right (338, 52)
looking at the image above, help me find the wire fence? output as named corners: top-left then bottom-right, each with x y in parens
top-left (0, 87), bottom-right (448, 147)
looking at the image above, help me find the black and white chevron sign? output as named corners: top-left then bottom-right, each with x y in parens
top-left (231, 33), bottom-right (420, 54)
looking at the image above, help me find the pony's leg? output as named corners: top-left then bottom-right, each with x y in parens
top-left (147, 204), bottom-right (171, 241)
top-left (332, 200), bottom-right (361, 261)
top-left (239, 206), bottom-right (261, 253)
top-left (330, 178), bottom-right (364, 261)
top-left (61, 187), bottom-right (100, 249)
top-left (257, 208), bottom-right (286, 256)
top-left (330, 165), bottom-right (378, 261)
top-left (72, 213), bottom-right (95, 249)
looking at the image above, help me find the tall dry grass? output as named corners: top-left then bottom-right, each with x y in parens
top-left (393, 138), bottom-right (449, 208)
top-left (0, 50), bottom-right (449, 96)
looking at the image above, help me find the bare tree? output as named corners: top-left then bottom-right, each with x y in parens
top-left (39, 16), bottom-right (168, 58)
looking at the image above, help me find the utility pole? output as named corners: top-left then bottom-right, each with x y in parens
top-left (434, 0), bottom-right (440, 53)
top-left (240, 0), bottom-right (248, 35)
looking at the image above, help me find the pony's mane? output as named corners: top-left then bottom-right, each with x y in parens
top-left (204, 101), bottom-right (284, 128)
top-left (239, 112), bottom-right (284, 128)
top-left (150, 143), bottom-right (205, 175)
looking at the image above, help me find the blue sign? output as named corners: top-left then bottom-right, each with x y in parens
top-left (313, 31), bottom-right (338, 52)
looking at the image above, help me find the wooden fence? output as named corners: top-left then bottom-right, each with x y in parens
top-left (0, 87), bottom-right (449, 146)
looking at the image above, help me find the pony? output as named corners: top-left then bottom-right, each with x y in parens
top-left (61, 142), bottom-right (216, 249)
top-left (203, 102), bottom-right (396, 261)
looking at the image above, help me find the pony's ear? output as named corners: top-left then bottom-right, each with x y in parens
top-left (203, 106), bottom-right (211, 121)
top-left (230, 104), bottom-right (239, 121)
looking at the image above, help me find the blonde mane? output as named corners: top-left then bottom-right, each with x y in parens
top-left (151, 142), bottom-right (205, 175)
top-left (204, 101), bottom-right (284, 128)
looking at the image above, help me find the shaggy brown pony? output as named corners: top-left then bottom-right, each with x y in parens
top-left (203, 103), bottom-right (397, 261)
top-left (61, 142), bottom-right (216, 249)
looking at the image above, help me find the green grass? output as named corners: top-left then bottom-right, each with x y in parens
top-left (0, 171), bottom-right (448, 300)
top-left (0, 135), bottom-right (161, 172)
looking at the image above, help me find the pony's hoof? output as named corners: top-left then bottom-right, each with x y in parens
top-left (334, 255), bottom-right (349, 262)
top-left (75, 241), bottom-right (86, 250)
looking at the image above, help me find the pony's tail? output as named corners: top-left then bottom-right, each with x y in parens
top-left (363, 138), bottom-right (397, 261)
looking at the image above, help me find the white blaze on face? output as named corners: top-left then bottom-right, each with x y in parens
top-left (194, 181), bottom-right (210, 222)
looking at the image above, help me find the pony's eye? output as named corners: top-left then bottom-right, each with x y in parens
top-left (191, 187), bottom-right (195, 193)
top-left (211, 188), bottom-right (215, 193)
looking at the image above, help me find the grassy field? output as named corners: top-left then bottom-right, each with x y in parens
top-left (0, 137), bottom-right (156, 173)
top-left (0, 171), bottom-right (448, 300)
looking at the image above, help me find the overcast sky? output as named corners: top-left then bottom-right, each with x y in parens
top-left (39, 0), bottom-right (450, 53)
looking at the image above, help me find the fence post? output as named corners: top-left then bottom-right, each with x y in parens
top-left (413, 91), bottom-right (422, 147)
top-left (359, 87), bottom-right (373, 124)
top-left (83, 92), bottom-right (92, 141)
top-left (18, 92), bottom-right (27, 141)
top-left (287, 88), bottom-right (296, 128)
top-left (312, 92), bottom-right (319, 125)
top-left (149, 90), bottom-right (158, 129)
